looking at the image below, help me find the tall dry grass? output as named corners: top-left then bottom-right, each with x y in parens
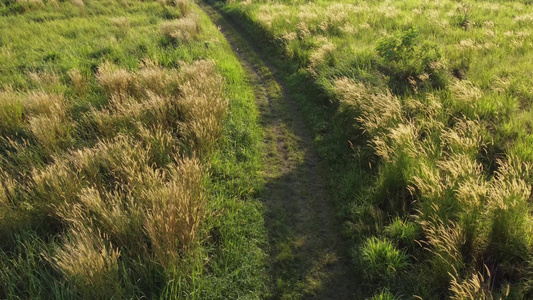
top-left (0, 169), bottom-right (15, 207)
top-left (161, 14), bottom-right (202, 43)
top-left (334, 63), bottom-right (533, 297)
top-left (449, 267), bottom-right (503, 300)
top-left (36, 57), bottom-right (225, 288)
top-left (0, 0), bottom-right (266, 297)
top-left (144, 157), bottom-right (205, 266)
top-left (0, 52), bottom-right (229, 295)
top-left (48, 227), bottom-right (122, 299)
top-left (334, 77), bottom-right (401, 137)
top-left (92, 59), bottom-right (227, 153)
top-left (179, 60), bottom-right (228, 153)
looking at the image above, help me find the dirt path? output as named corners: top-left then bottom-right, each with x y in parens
top-left (200, 3), bottom-right (357, 299)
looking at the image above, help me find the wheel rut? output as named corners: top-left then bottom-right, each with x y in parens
top-left (200, 3), bottom-right (357, 299)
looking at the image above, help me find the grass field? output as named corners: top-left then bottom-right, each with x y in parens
top-left (4, 0), bottom-right (533, 298)
top-left (0, 0), bottom-right (268, 298)
top-left (215, 0), bottom-right (533, 298)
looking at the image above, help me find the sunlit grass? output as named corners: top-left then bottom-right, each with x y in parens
top-left (0, 0), bottom-right (267, 298)
top-left (219, 0), bottom-right (533, 297)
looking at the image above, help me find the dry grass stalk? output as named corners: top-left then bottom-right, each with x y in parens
top-left (179, 60), bottom-right (228, 153)
top-left (24, 93), bottom-right (73, 151)
top-left (97, 61), bottom-right (137, 102)
top-left (488, 157), bottom-right (531, 211)
top-left (24, 92), bottom-right (67, 118)
top-left (31, 158), bottom-right (80, 208)
top-left (160, 14), bottom-right (202, 43)
top-left (309, 42), bottom-right (336, 70)
top-left (49, 227), bottom-right (121, 299)
top-left (110, 16), bottom-right (130, 28)
top-left (441, 118), bottom-right (482, 155)
top-left (334, 77), bottom-right (402, 137)
top-left (449, 267), bottom-right (499, 300)
top-left (92, 61), bottom-right (183, 135)
top-left (68, 69), bottom-right (87, 96)
top-left (87, 136), bottom-right (152, 189)
top-left (28, 115), bottom-right (72, 152)
top-left (144, 157), bottom-right (205, 266)
top-left (62, 187), bottom-right (146, 250)
top-left (450, 79), bottom-right (483, 104)
top-left (420, 213), bottom-right (466, 278)
top-left (373, 123), bottom-right (418, 162)
top-left (27, 71), bottom-right (59, 86)
top-left (137, 124), bottom-right (177, 167)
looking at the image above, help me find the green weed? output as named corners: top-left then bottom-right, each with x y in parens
top-left (360, 237), bottom-right (408, 282)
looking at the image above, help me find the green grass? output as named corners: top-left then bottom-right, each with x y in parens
top-left (0, 0), bottom-right (267, 298)
top-left (212, 0), bottom-right (533, 298)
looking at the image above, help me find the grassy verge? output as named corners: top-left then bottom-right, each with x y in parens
top-left (0, 0), bottom-right (267, 298)
top-left (212, 0), bottom-right (533, 298)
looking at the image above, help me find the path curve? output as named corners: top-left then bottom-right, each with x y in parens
top-left (200, 3), bottom-right (357, 298)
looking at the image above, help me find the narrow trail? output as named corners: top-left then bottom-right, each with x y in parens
top-left (200, 3), bottom-right (357, 299)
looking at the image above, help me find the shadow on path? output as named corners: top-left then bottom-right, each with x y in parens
top-left (200, 3), bottom-right (358, 298)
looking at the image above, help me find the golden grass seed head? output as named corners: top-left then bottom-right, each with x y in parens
top-left (178, 60), bottom-right (228, 153)
top-left (308, 42), bottom-right (336, 70)
top-left (449, 270), bottom-right (494, 300)
top-left (28, 115), bottom-right (73, 152)
top-left (97, 61), bottom-right (136, 101)
top-left (420, 217), bottom-right (465, 278)
top-left (334, 77), bottom-right (402, 137)
top-left (31, 158), bottom-right (80, 208)
top-left (144, 157), bottom-right (205, 266)
top-left (49, 227), bottom-right (121, 299)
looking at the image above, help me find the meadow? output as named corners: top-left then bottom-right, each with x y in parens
top-left (0, 0), bottom-right (268, 298)
top-left (216, 0), bottom-right (533, 298)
